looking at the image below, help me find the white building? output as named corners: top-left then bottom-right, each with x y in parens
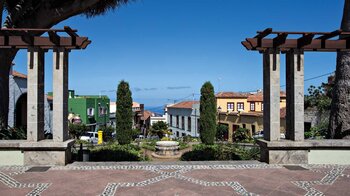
top-left (166, 101), bottom-right (200, 138)
top-left (150, 113), bottom-right (167, 126)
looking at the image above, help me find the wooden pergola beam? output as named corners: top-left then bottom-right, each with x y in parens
top-left (0, 36), bottom-right (90, 49)
top-left (242, 38), bottom-right (350, 51)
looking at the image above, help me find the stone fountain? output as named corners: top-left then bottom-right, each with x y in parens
top-left (151, 141), bottom-right (181, 159)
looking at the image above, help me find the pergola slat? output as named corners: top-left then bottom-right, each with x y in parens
top-left (0, 36), bottom-right (90, 49)
top-left (243, 29), bottom-right (350, 52)
top-left (0, 27), bottom-right (90, 49)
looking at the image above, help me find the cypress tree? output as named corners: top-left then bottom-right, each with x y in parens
top-left (116, 80), bottom-right (133, 145)
top-left (199, 81), bottom-right (217, 145)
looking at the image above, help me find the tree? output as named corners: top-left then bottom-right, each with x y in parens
top-left (199, 81), bottom-right (216, 145)
top-left (116, 80), bottom-right (133, 145)
top-left (305, 84), bottom-right (332, 112)
top-left (329, 0), bottom-right (350, 139)
top-left (0, 0), bottom-right (131, 128)
top-left (216, 124), bottom-right (228, 141)
top-left (150, 121), bottom-right (168, 138)
top-left (68, 123), bottom-right (89, 139)
top-left (234, 128), bottom-right (251, 143)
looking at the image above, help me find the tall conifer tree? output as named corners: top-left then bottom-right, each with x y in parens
top-left (116, 80), bottom-right (133, 144)
top-left (199, 81), bottom-right (217, 145)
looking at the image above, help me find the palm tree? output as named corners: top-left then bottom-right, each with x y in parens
top-left (328, 0), bottom-right (350, 139)
top-left (0, 0), bottom-right (131, 128)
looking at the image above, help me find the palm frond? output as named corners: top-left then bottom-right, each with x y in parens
top-left (83, 0), bottom-right (131, 18)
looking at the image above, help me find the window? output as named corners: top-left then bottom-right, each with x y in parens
top-left (182, 133), bottom-right (186, 137)
top-left (99, 107), bottom-right (107, 116)
top-left (170, 115), bottom-right (173, 126)
top-left (261, 103), bottom-right (264, 111)
top-left (227, 102), bottom-right (234, 111)
top-left (237, 102), bottom-right (244, 111)
top-left (188, 117), bottom-right (191, 131)
top-left (242, 124), bottom-right (246, 129)
top-left (103, 107), bottom-right (108, 115)
top-left (87, 108), bottom-right (94, 117)
top-left (250, 102), bottom-right (255, 111)
top-left (252, 125), bottom-right (256, 135)
top-left (176, 115), bottom-right (179, 128)
top-left (197, 119), bottom-right (200, 132)
top-left (181, 116), bottom-right (185, 130)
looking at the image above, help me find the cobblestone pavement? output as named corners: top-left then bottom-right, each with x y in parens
top-left (0, 161), bottom-right (349, 196)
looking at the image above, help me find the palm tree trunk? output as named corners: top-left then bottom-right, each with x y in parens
top-left (328, 0), bottom-right (350, 139)
top-left (0, 0), bottom-right (4, 26)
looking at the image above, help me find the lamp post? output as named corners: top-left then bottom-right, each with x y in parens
top-left (194, 108), bottom-right (197, 138)
top-left (217, 106), bottom-right (222, 124)
top-left (217, 106), bottom-right (223, 141)
top-left (105, 102), bottom-right (109, 127)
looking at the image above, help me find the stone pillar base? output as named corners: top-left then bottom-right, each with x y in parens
top-left (20, 139), bottom-right (75, 166)
top-left (258, 139), bottom-right (309, 164)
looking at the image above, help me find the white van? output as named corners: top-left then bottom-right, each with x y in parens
top-left (80, 132), bottom-right (98, 144)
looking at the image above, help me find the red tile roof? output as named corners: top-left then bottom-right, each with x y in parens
top-left (247, 92), bottom-right (286, 102)
top-left (168, 101), bottom-right (199, 109)
top-left (12, 71), bottom-right (27, 79)
top-left (280, 107), bottom-right (286, 119)
top-left (47, 95), bottom-right (53, 101)
top-left (142, 110), bottom-right (152, 120)
top-left (216, 92), bottom-right (249, 98)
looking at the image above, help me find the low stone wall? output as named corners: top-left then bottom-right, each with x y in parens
top-left (257, 139), bottom-right (350, 164)
top-left (0, 139), bottom-right (74, 166)
top-left (0, 140), bottom-right (25, 165)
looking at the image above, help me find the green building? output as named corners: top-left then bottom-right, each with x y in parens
top-left (48, 90), bottom-right (110, 132)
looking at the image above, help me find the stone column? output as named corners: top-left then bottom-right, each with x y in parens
top-left (263, 49), bottom-right (281, 141)
top-left (286, 49), bottom-right (304, 141)
top-left (27, 47), bottom-right (45, 142)
top-left (53, 48), bottom-right (69, 142)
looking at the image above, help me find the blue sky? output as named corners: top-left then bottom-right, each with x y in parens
top-left (13, 0), bottom-right (344, 107)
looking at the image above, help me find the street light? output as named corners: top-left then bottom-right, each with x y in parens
top-left (217, 106), bottom-right (222, 124)
top-left (105, 102), bottom-right (109, 127)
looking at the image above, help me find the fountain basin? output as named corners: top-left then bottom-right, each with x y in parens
top-left (151, 141), bottom-right (181, 159)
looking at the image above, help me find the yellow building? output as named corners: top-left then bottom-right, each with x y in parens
top-left (216, 92), bottom-right (286, 142)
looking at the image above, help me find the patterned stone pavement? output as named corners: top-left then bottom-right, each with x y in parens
top-left (0, 161), bottom-right (349, 196)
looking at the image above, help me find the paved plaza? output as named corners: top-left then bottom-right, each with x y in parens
top-left (0, 161), bottom-right (349, 196)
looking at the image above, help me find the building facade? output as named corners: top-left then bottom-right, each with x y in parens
top-left (8, 70), bottom-right (53, 134)
top-left (166, 101), bottom-right (200, 138)
top-left (216, 91), bottom-right (287, 142)
top-left (66, 90), bottom-right (110, 132)
top-left (109, 101), bottom-right (145, 130)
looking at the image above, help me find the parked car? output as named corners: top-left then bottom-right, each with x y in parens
top-left (280, 133), bottom-right (286, 139)
top-left (80, 132), bottom-right (98, 144)
top-left (253, 131), bottom-right (264, 138)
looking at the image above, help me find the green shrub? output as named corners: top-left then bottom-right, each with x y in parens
top-left (178, 141), bottom-right (190, 150)
top-left (305, 121), bottom-right (328, 139)
top-left (75, 139), bottom-right (92, 145)
top-left (141, 141), bottom-right (156, 151)
top-left (90, 143), bottom-right (146, 161)
top-left (234, 128), bottom-right (252, 142)
top-left (181, 144), bottom-right (241, 161)
top-left (69, 123), bottom-right (89, 139)
top-left (181, 143), bottom-right (260, 161)
top-left (235, 147), bottom-right (260, 160)
top-left (100, 126), bottom-right (115, 142)
top-left (216, 124), bottom-right (228, 141)
top-left (0, 126), bottom-right (26, 140)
